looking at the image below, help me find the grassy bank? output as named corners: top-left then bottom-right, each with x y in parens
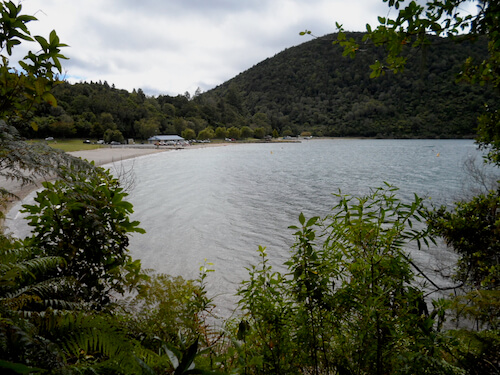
top-left (30, 139), bottom-right (104, 152)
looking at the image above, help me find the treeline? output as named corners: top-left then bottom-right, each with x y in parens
top-left (23, 80), bottom-right (273, 143)
top-left (204, 32), bottom-right (498, 138)
top-left (23, 33), bottom-right (497, 142)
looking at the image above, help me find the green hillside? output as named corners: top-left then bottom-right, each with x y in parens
top-left (26, 33), bottom-right (497, 141)
top-left (200, 32), bottom-right (497, 138)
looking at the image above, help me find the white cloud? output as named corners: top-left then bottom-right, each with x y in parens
top-left (9, 0), bottom-right (445, 96)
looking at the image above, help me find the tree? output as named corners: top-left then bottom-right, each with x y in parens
top-left (181, 127), bottom-right (196, 140)
top-left (193, 86), bottom-right (202, 99)
top-left (173, 117), bottom-right (188, 135)
top-left (251, 112), bottom-right (268, 129)
top-left (237, 186), bottom-right (459, 374)
top-left (215, 126), bottom-right (228, 139)
top-left (0, 1), bottom-right (67, 121)
top-left (334, 0), bottom-right (499, 162)
top-left (241, 125), bottom-right (254, 139)
top-left (0, 1), bottom-right (76, 214)
top-left (253, 127), bottom-right (266, 139)
top-left (427, 191), bottom-right (500, 331)
top-left (48, 113), bottom-right (76, 138)
top-left (99, 112), bottom-right (117, 131)
top-left (197, 127), bottom-right (215, 140)
top-left (103, 128), bottom-right (124, 143)
top-left (22, 164), bottom-right (146, 306)
top-left (134, 117), bottom-right (159, 140)
top-left (0, 6), bottom-right (157, 373)
top-left (227, 126), bottom-right (241, 140)
top-left (332, 2), bottom-right (500, 371)
top-left (333, 0), bottom-right (500, 290)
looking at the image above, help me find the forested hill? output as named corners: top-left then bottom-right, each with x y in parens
top-left (27, 33), bottom-right (496, 141)
top-left (200, 32), bottom-right (497, 138)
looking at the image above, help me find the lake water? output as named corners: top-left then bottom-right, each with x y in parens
top-left (5, 139), bottom-right (497, 317)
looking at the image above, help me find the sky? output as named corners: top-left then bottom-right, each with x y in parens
top-left (11, 0), bottom-right (472, 97)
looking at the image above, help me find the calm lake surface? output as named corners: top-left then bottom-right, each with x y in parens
top-left (6, 139), bottom-right (497, 316)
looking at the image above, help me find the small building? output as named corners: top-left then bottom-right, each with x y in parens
top-left (147, 135), bottom-right (185, 144)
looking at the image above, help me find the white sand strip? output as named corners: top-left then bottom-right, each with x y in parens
top-left (69, 147), bottom-right (167, 166)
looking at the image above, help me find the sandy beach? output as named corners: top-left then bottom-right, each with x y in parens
top-left (1, 147), bottom-right (164, 206)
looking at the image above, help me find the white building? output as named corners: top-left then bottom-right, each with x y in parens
top-left (147, 135), bottom-right (185, 144)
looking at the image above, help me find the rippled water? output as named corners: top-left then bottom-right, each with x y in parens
top-left (6, 139), bottom-right (496, 316)
top-left (123, 139), bottom-right (492, 314)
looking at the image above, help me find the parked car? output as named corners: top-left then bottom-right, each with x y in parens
top-left (83, 139), bottom-right (91, 144)
top-left (97, 140), bottom-right (105, 144)
top-left (110, 141), bottom-right (121, 145)
top-left (45, 136), bottom-right (54, 141)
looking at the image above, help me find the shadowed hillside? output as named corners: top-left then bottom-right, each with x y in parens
top-left (199, 32), bottom-right (497, 138)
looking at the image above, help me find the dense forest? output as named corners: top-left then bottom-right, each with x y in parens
top-left (23, 33), bottom-right (497, 142)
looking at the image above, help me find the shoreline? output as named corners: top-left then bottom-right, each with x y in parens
top-left (1, 142), bottom-right (234, 222)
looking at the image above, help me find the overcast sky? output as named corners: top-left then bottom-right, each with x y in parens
top-left (13, 0), bottom-right (471, 97)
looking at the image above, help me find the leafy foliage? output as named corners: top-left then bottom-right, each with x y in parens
top-left (203, 31), bottom-right (496, 138)
top-left (0, 0), bottom-right (67, 121)
top-left (428, 189), bottom-right (500, 290)
top-left (0, 0), bottom-right (80, 216)
top-left (331, 3), bottom-right (500, 373)
top-left (1, 1), bottom-right (499, 373)
top-left (22, 164), bottom-right (146, 306)
top-left (0, 233), bottom-right (81, 314)
top-left (0, 121), bottom-right (88, 216)
top-left (428, 189), bottom-right (500, 330)
top-left (235, 186), bottom-right (463, 375)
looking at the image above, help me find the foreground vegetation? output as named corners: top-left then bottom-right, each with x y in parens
top-left (1, 0), bottom-right (498, 374)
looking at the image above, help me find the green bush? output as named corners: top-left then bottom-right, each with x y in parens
top-left (22, 163), bottom-right (146, 306)
top-left (234, 185), bottom-right (464, 375)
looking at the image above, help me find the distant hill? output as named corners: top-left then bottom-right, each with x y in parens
top-left (28, 33), bottom-right (497, 141)
top-left (199, 32), bottom-right (497, 138)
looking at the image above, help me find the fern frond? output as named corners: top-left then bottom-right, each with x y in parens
top-left (45, 312), bottom-right (151, 373)
top-left (0, 293), bottom-right (42, 311)
top-left (0, 254), bottom-right (65, 291)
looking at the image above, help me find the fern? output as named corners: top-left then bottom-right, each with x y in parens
top-left (0, 238), bottom-right (78, 315)
top-left (37, 311), bottom-right (159, 373)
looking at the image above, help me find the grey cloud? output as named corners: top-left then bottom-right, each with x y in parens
top-left (18, 0), bottom-right (399, 96)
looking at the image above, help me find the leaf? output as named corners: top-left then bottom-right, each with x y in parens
top-left (163, 345), bottom-right (180, 369)
top-left (34, 35), bottom-right (49, 51)
top-left (176, 339), bottom-right (199, 374)
top-left (299, 212), bottom-right (305, 225)
top-left (306, 216), bottom-right (319, 228)
top-left (42, 91), bottom-right (57, 106)
top-left (0, 360), bottom-right (45, 374)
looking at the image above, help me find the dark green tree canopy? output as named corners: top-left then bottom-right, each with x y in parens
top-left (335, 0), bottom-right (499, 161)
